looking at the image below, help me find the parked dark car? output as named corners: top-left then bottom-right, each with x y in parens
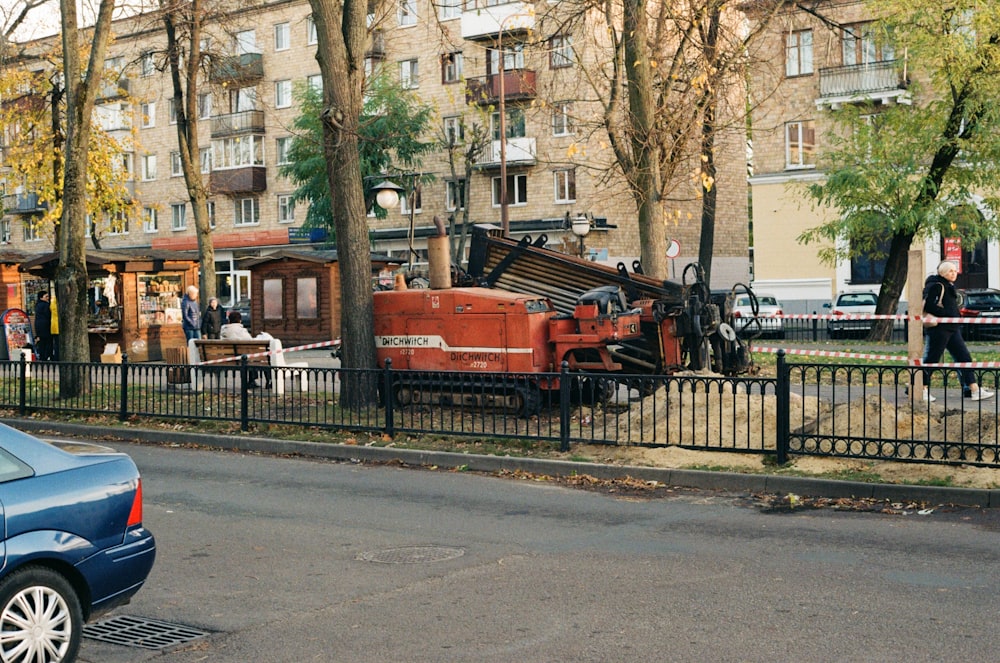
top-left (0, 423), bottom-right (156, 662)
top-left (959, 288), bottom-right (1000, 340)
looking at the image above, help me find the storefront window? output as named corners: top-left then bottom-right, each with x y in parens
top-left (296, 278), bottom-right (318, 319)
top-left (137, 273), bottom-right (184, 328)
top-left (263, 278), bottom-right (283, 319)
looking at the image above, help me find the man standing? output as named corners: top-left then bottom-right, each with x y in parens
top-left (182, 285), bottom-right (202, 341)
top-left (34, 292), bottom-right (53, 361)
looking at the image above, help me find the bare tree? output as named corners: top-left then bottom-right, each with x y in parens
top-left (441, 115), bottom-right (490, 266)
top-left (57, 0), bottom-right (116, 395)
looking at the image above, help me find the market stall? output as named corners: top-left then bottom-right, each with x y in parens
top-left (20, 250), bottom-right (199, 362)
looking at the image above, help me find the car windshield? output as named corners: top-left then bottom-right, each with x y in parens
top-left (838, 293), bottom-right (877, 306)
top-left (736, 296), bottom-right (778, 307)
top-left (968, 293), bottom-right (1000, 307)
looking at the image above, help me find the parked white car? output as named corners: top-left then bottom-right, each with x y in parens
top-left (731, 293), bottom-right (784, 338)
top-left (826, 291), bottom-right (878, 338)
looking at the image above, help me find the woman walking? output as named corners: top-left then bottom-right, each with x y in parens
top-left (201, 297), bottom-right (224, 339)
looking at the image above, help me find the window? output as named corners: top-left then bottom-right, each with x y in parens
top-left (143, 207), bottom-right (158, 233)
top-left (399, 0), bottom-right (417, 27)
top-left (101, 56), bottom-right (123, 98)
top-left (842, 23), bottom-right (894, 65)
top-left (169, 98), bottom-right (178, 124)
top-left (118, 152), bottom-right (133, 178)
top-left (107, 210), bottom-right (129, 235)
top-left (275, 79), bottom-right (292, 108)
top-left (446, 179), bottom-right (466, 211)
top-left (171, 203), bottom-right (187, 230)
top-left (140, 51), bottom-right (155, 77)
top-left (206, 201), bottom-right (216, 229)
top-left (443, 116), bottom-right (464, 144)
top-left (23, 219), bottom-right (40, 241)
top-left (235, 197), bottom-right (260, 226)
top-left (550, 34), bottom-right (574, 68)
top-left (235, 29), bottom-right (258, 55)
top-left (554, 169), bottom-right (576, 203)
top-left (278, 194), bottom-right (295, 223)
top-left (785, 30), bottom-right (813, 77)
top-left (275, 22), bottom-right (290, 51)
top-left (400, 186), bottom-right (422, 215)
top-left (200, 147), bottom-right (212, 173)
top-left (552, 102), bottom-right (572, 136)
top-left (141, 154), bottom-right (157, 181)
top-left (198, 92), bottom-right (212, 119)
top-left (492, 174), bottom-right (528, 206)
top-left (276, 136), bottom-right (292, 165)
top-left (442, 52), bottom-right (462, 83)
top-left (489, 44), bottom-right (524, 74)
top-left (307, 74), bottom-right (323, 93)
top-left (306, 16), bottom-right (317, 45)
top-left (213, 135), bottom-right (265, 169)
top-left (850, 234), bottom-right (891, 284)
top-left (170, 151), bottom-right (183, 176)
top-left (231, 86), bottom-right (258, 112)
top-left (0, 219), bottom-right (9, 244)
top-left (400, 59), bottom-right (419, 89)
top-left (491, 108), bottom-right (526, 139)
top-left (141, 102), bottom-right (156, 128)
top-left (440, 0), bottom-right (461, 20)
top-left (297, 278), bottom-right (318, 318)
top-left (785, 120), bottom-right (816, 169)
top-left (263, 278), bottom-right (283, 318)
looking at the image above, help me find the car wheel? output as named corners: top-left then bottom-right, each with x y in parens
top-left (0, 566), bottom-right (83, 663)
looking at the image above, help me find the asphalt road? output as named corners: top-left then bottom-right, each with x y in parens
top-left (78, 440), bottom-right (1000, 663)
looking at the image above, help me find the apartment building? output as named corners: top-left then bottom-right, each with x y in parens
top-left (747, 0), bottom-right (999, 312)
top-left (2, 0), bottom-right (752, 305)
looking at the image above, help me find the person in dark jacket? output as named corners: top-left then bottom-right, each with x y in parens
top-left (181, 285), bottom-right (201, 341)
top-left (922, 260), bottom-right (993, 402)
top-left (34, 292), bottom-right (53, 361)
top-left (201, 297), bottom-right (224, 339)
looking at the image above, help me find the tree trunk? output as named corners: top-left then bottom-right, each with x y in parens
top-left (869, 230), bottom-right (915, 341)
top-left (310, 0), bottom-right (378, 406)
top-left (697, 3), bottom-right (722, 287)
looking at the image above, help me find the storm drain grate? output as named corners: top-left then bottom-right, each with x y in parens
top-left (83, 615), bottom-right (210, 650)
top-left (357, 545), bottom-right (465, 564)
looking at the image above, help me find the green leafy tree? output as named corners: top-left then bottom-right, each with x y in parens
top-left (800, 0), bottom-right (1000, 340)
top-left (280, 75), bottom-right (435, 232)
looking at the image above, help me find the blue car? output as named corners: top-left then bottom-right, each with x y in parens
top-left (0, 423), bottom-right (155, 662)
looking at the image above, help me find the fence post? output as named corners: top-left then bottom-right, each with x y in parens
top-left (559, 361), bottom-right (571, 452)
top-left (775, 349), bottom-right (789, 465)
top-left (383, 358), bottom-right (395, 437)
top-left (240, 355), bottom-right (250, 432)
top-left (811, 312), bottom-right (818, 342)
top-left (119, 353), bottom-right (129, 421)
top-left (18, 351), bottom-right (27, 416)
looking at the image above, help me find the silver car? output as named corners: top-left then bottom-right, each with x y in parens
top-left (731, 293), bottom-right (784, 338)
top-left (827, 291), bottom-right (878, 338)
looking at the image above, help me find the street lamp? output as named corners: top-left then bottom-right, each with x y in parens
top-left (571, 215), bottom-right (590, 259)
top-left (371, 180), bottom-right (404, 210)
top-left (495, 11), bottom-right (531, 237)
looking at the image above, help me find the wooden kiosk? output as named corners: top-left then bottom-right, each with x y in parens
top-left (20, 250), bottom-right (199, 362)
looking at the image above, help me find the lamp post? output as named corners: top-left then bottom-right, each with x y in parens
top-left (495, 11), bottom-right (529, 238)
top-left (571, 215), bottom-right (590, 259)
top-left (370, 177), bottom-right (420, 265)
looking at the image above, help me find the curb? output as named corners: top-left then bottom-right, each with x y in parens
top-left (6, 418), bottom-right (998, 508)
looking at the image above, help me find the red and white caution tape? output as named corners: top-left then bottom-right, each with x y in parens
top-left (751, 346), bottom-right (1000, 368)
top-left (776, 312), bottom-right (999, 324)
top-left (198, 338), bottom-right (342, 366)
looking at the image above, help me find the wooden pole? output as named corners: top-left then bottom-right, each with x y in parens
top-left (908, 248), bottom-right (925, 402)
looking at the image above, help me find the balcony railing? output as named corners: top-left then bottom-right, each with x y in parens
top-left (817, 59), bottom-right (909, 108)
top-left (461, 0), bottom-right (535, 40)
top-left (209, 52), bottom-right (264, 84)
top-left (211, 110), bottom-right (266, 138)
top-left (2, 192), bottom-right (48, 214)
top-left (209, 166), bottom-right (267, 194)
top-left (476, 137), bottom-right (536, 168)
top-left (466, 70), bottom-right (537, 106)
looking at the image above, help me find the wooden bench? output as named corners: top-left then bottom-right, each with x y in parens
top-left (187, 338), bottom-right (308, 394)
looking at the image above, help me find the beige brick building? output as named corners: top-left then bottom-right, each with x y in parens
top-left (3, 0), bottom-right (751, 308)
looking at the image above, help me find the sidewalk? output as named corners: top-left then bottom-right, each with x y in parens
top-left (7, 417), bottom-right (998, 509)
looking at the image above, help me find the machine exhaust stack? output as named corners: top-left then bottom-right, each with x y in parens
top-left (427, 215), bottom-right (452, 289)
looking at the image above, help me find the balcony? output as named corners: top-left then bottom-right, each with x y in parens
top-left (2, 192), bottom-right (48, 214)
top-left (466, 70), bottom-right (536, 106)
top-left (97, 77), bottom-right (130, 102)
top-left (476, 137), bottom-right (536, 168)
top-left (209, 52), bottom-right (264, 84)
top-left (461, 1), bottom-right (535, 41)
top-left (209, 166), bottom-right (267, 194)
top-left (816, 59), bottom-right (910, 110)
top-left (211, 110), bottom-right (265, 138)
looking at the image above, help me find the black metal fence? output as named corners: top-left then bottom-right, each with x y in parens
top-left (2, 352), bottom-right (999, 468)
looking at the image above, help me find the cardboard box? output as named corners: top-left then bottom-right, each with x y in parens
top-left (100, 343), bottom-right (122, 364)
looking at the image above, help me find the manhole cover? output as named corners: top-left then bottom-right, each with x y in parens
top-left (83, 615), bottom-right (210, 650)
top-left (357, 545), bottom-right (465, 564)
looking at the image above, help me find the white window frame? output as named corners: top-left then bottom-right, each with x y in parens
top-left (552, 102), bottom-right (572, 136)
top-left (446, 179), bottom-right (466, 211)
top-left (212, 135), bottom-right (265, 169)
top-left (140, 52), bottom-right (155, 77)
top-left (235, 29), bottom-right (258, 55)
top-left (274, 22), bottom-right (290, 51)
top-left (306, 16), bottom-right (317, 45)
top-left (143, 207), bottom-right (158, 233)
top-left (275, 79), bottom-right (292, 108)
top-left (307, 74), bottom-right (323, 93)
top-left (492, 174), bottom-right (528, 207)
top-left (200, 147), bottom-right (212, 173)
top-left (400, 186), bottom-right (422, 215)
top-left (785, 120), bottom-right (816, 169)
top-left (785, 30), bottom-right (814, 77)
top-left (141, 101), bottom-right (156, 128)
top-left (1, 218), bottom-right (10, 244)
top-left (399, 0), bottom-right (417, 27)
top-left (278, 194), bottom-right (295, 223)
top-left (170, 151), bottom-right (183, 177)
top-left (443, 116), bottom-right (464, 144)
top-left (276, 136), bottom-right (292, 165)
top-left (198, 92), bottom-right (212, 119)
top-left (550, 34), bottom-right (574, 68)
top-left (206, 200), bottom-right (216, 229)
top-left (169, 98), bottom-right (178, 124)
top-left (23, 219), bottom-right (41, 242)
top-left (141, 154), bottom-right (157, 181)
top-left (400, 59), bottom-right (419, 89)
top-left (440, 0), bottom-right (461, 20)
top-left (442, 52), bottom-right (462, 83)
top-left (171, 203), bottom-right (187, 230)
top-left (235, 197), bottom-right (261, 226)
top-left (553, 169), bottom-right (576, 203)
